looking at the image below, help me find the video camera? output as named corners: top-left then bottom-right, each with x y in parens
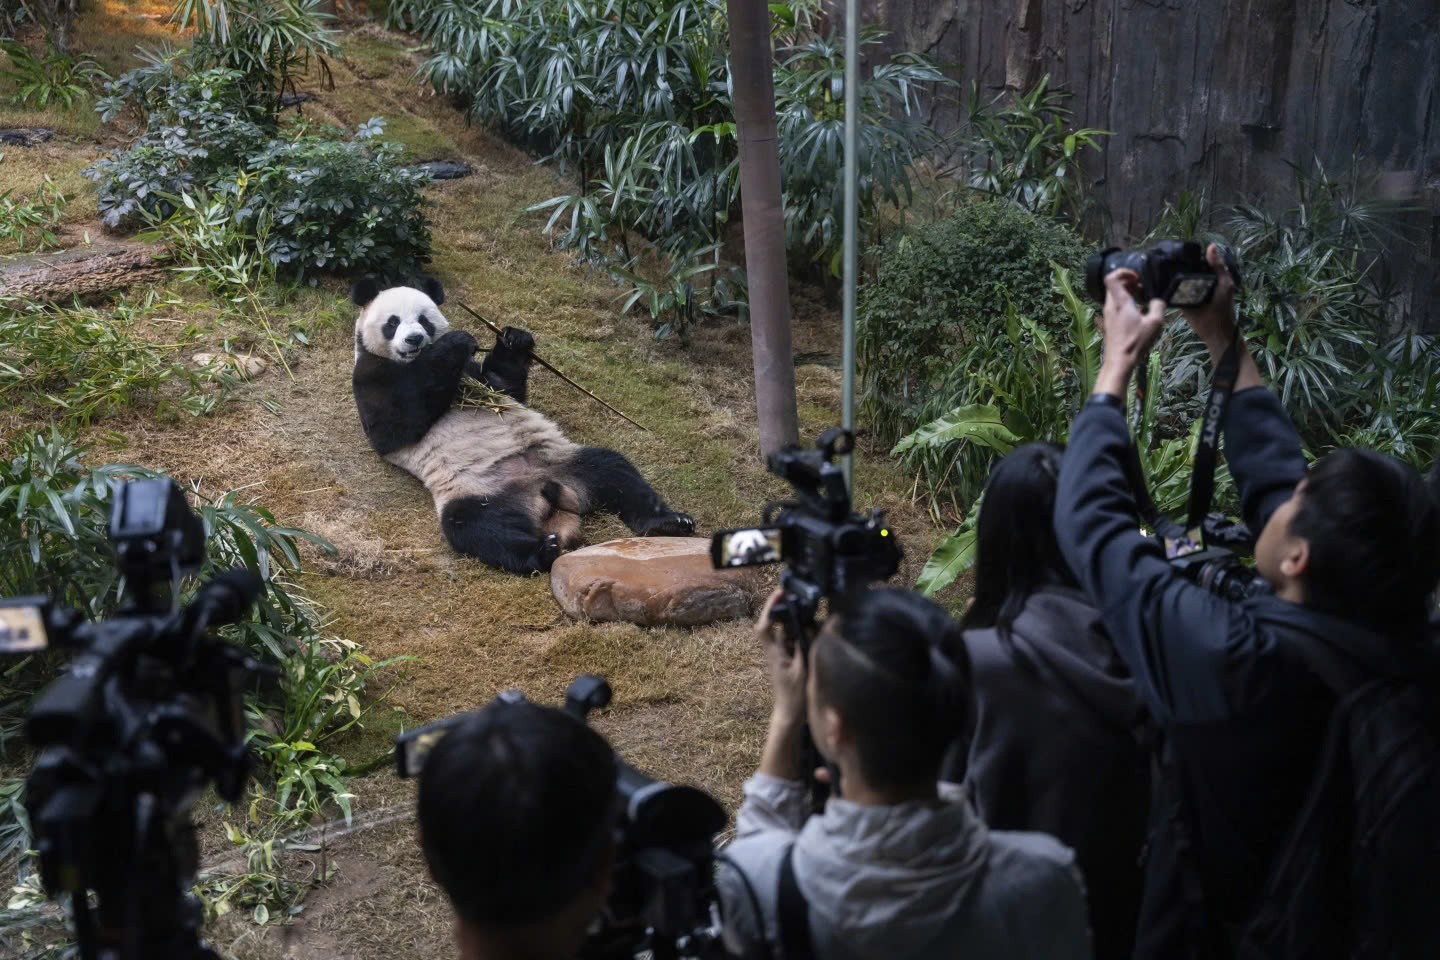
top-left (710, 427), bottom-right (902, 656)
top-left (395, 675), bottom-right (728, 960)
top-left (709, 428), bottom-right (903, 809)
top-left (0, 478), bottom-right (264, 960)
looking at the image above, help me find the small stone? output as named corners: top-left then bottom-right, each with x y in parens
top-left (280, 92), bottom-right (314, 107)
top-left (192, 352), bottom-right (267, 380)
top-left (550, 537), bottom-right (760, 627)
top-left (0, 128), bottom-right (55, 147)
top-left (409, 160), bottom-right (473, 180)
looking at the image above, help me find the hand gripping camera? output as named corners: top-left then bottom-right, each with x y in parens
top-left (1085, 239), bottom-right (1241, 307)
top-left (395, 675), bottom-right (729, 960)
top-left (0, 478), bottom-right (264, 960)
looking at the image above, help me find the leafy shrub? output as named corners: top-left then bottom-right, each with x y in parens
top-left (0, 294), bottom-right (225, 424)
top-left (0, 38), bottom-right (108, 109)
top-left (857, 196), bottom-right (1088, 448)
top-left (238, 121), bottom-right (432, 278)
top-left (87, 67), bottom-right (271, 228)
top-left (0, 172), bottom-right (68, 252)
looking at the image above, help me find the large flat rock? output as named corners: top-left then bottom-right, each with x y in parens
top-left (550, 537), bottom-right (758, 627)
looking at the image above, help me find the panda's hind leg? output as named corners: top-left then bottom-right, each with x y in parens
top-left (562, 447), bottom-right (694, 537)
top-left (440, 494), bottom-right (561, 574)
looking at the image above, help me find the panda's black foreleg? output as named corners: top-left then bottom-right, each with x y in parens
top-left (440, 494), bottom-right (561, 574)
top-left (477, 327), bottom-right (535, 404)
top-left (565, 447), bottom-right (695, 537)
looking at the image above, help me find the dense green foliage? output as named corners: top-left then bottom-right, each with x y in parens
top-left (0, 171), bottom-right (68, 252)
top-left (89, 64), bottom-right (431, 279)
top-left (857, 197), bottom-right (1088, 452)
top-left (391, 0), bottom-right (951, 337)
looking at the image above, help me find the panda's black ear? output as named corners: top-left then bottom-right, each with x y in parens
top-left (351, 276), bottom-right (380, 307)
top-left (417, 274), bottom-right (445, 306)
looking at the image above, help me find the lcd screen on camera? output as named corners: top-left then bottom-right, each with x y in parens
top-left (0, 607), bottom-right (48, 653)
top-left (1168, 275), bottom-right (1216, 307)
top-left (714, 528), bottom-right (783, 568)
top-left (396, 727), bottom-right (451, 779)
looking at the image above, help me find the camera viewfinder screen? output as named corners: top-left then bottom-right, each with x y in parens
top-left (716, 528), bottom-right (783, 568)
top-left (0, 607), bottom-right (48, 654)
top-left (1167, 275), bottom-right (1216, 307)
top-left (397, 728), bottom-right (450, 779)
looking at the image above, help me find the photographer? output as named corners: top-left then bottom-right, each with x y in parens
top-left (718, 587), bottom-right (1092, 960)
top-left (417, 699), bottom-right (619, 960)
top-left (1057, 245), bottom-right (1440, 957)
top-left (941, 442), bottom-right (1147, 960)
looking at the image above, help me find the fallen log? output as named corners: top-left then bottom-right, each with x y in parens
top-left (0, 244), bottom-right (166, 303)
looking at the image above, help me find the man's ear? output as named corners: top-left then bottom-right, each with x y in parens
top-left (351, 276), bottom-right (380, 307)
top-left (1280, 537), bottom-right (1310, 581)
top-left (819, 704), bottom-right (847, 756)
top-left (418, 274), bottom-right (445, 306)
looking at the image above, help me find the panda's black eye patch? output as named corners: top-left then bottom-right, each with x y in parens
top-left (381, 315), bottom-right (401, 340)
top-left (418, 314), bottom-right (436, 336)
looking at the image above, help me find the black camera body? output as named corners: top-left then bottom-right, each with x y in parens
top-left (710, 427), bottom-right (902, 655)
top-left (1167, 514), bottom-right (1269, 602)
top-left (1085, 239), bottom-right (1241, 307)
top-left (0, 478), bottom-right (262, 960)
top-left (395, 675), bottom-right (727, 960)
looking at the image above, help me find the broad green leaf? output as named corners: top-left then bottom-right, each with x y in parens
top-left (891, 404), bottom-right (1022, 457)
top-left (915, 528), bottom-right (978, 597)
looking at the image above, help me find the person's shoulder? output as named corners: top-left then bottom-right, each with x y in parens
top-left (983, 829), bottom-right (1085, 903)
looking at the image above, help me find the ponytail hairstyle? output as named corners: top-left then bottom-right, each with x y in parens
top-left (961, 442), bottom-right (1076, 648)
top-left (813, 588), bottom-right (973, 791)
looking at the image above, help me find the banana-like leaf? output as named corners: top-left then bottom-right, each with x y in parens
top-left (915, 527), bottom-right (978, 597)
top-left (891, 403), bottom-right (1022, 457)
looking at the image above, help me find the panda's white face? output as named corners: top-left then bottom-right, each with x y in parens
top-left (355, 286), bottom-right (451, 364)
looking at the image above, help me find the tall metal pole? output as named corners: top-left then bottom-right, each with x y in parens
top-left (841, 0), bottom-right (861, 494)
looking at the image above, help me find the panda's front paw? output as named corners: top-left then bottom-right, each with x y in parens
top-left (637, 512), bottom-right (696, 538)
top-left (532, 533), bottom-right (562, 573)
top-left (499, 327), bottom-right (535, 359)
top-left (439, 329), bottom-right (479, 356)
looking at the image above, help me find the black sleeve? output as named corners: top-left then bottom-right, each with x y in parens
top-left (1222, 387), bottom-right (1307, 535)
top-left (1055, 399), bottom-right (1271, 724)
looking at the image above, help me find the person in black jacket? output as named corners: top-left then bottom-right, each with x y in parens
top-left (1056, 246), bottom-right (1440, 958)
top-left (940, 442), bottom-right (1148, 959)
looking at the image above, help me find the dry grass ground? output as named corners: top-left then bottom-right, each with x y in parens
top-left (2, 9), bottom-right (946, 959)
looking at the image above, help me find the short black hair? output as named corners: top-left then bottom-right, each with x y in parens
top-left (1293, 448), bottom-right (1440, 633)
top-left (813, 588), bottom-right (972, 790)
top-left (418, 700), bottom-right (618, 928)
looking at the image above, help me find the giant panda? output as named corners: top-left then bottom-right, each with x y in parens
top-left (350, 276), bottom-right (695, 574)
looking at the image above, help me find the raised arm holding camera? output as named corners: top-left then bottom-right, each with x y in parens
top-left (717, 588), bottom-right (1092, 960)
top-left (1059, 244), bottom-right (1440, 957)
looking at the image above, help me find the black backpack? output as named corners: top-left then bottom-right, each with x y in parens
top-left (1232, 638), bottom-right (1440, 958)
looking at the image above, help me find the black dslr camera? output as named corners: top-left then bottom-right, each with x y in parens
top-left (0, 478), bottom-right (263, 960)
top-left (395, 675), bottom-right (727, 960)
top-left (1169, 515), bottom-right (1269, 602)
top-left (710, 427), bottom-right (903, 656)
top-left (1085, 239), bottom-right (1241, 307)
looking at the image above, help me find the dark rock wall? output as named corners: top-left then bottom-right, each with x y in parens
top-left (852, 0), bottom-right (1440, 328)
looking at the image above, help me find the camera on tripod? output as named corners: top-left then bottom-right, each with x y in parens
top-left (0, 477), bottom-right (264, 960)
top-left (709, 427), bottom-right (902, 655)
top-left (395, 675), bottom-right (728, 960)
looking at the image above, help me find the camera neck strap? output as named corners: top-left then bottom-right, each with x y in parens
top-left (776, 842), bottom-right (817, 960)
top-left (1126, 324), bottom-right (1245, 549)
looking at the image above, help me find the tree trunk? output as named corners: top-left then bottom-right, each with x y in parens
top-left (726, 0), bottom-right (799, 456)
top-left (0, 245), bottom-right (165, 302)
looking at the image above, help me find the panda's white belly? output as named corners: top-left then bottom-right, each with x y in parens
top-left (386, 406), bottom-right (577, 510)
